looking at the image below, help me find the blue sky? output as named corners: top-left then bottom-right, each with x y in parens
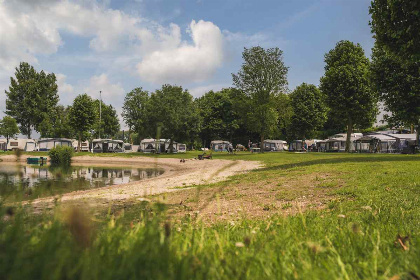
top-left (0, 0), bottom-right (375, 129)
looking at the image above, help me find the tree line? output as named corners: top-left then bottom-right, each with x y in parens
top-left (1, 0), bottom-right (418, 152)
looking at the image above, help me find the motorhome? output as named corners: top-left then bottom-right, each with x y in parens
top-left (92, 139), bottom-right (124, 153)
top-left (263, 140), bottom-right (287, 152)
top-left (38, 138), bottom-right (72, 151)
top-left (7, 138), bottom-right (37, 151)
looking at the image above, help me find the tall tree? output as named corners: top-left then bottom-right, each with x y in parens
top-left (92, 100), bottom-right (120, 139)
top-left (371, 45), bottom-right (420, 135)
top-left (369, 0), bottom-right (419, 60)
top-left (289, 83), bottom-right (328, 140)
top-left (38, 105), bottom-right (74, 138)
top-left (369, 0), bottom-right (420, 144)
top-left (69, 94), bottom-right (96, 152)
top-left (196, 88), bottom-right (243, 146)
top-left (148, 85), bottom-right (199, 153)
top-left (232, 47), bottom-right (288, 149)
top-left (0, 116), bottom-right (19, 144)
top-left (122, 88), bottom-right (150, 142)
top-left (273, 93), bottom-right (294, 141)
top-left (320, 40), bottom-right (378, 152)
top-left (5, 62), bottom-right (59, 138)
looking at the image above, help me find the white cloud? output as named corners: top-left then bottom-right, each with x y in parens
top-left (83, 73), bottom-right (125, 101)
top-left (0, 1), bottom-right (228, 85)
top-left (137, 20), bottom-right (224, 84)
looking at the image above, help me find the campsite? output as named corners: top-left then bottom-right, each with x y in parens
top-left (0, 0), bottom-right (419, 279)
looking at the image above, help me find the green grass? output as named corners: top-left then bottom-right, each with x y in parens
top-left (1, 152), bottom-right (420, 279)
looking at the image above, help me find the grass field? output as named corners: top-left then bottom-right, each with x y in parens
top-left (1, 152), bottom-right (419, 279)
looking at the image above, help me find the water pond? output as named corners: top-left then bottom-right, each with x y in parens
top-left (0, 163), bottom-right (165, 202)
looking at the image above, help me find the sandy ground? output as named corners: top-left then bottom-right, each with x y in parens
top-left (0, 154), bottom-right (262, 207)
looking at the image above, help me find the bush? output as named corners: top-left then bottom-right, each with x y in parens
top-left (48, 146), bottom-right (74, 165)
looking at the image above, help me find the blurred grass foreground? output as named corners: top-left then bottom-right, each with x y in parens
top-left (0, 152), bottom-right (420, 279)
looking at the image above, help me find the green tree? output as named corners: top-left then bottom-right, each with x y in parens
top-left (148, 85), bottom-right (200, 153)
top-left (69, 94), bottom-right (96, 152)
top-left (38, 105), bottom-right (74, 138)
top-left (273, 93), bottom-right (294, 141)
top-left (122, 88), bottom-right (150, 142)
top-left (369, 0), bottom-right (419, 60)
top-left (232, 47), bottom-right (289, 149)
top-left (196, 88), bottom-right (243, 146)
top-left (5, 62), bottom-right (59, 138)
top-left (371, 45), bottom-right (420, 139)
top-left (0, 116), bottom-right (19, 144)
top-left (92, 100), bottom-right (120, 139)
top-left (289, 83), bottom-right (328, 140)
top-left (369, 0), bottom-right (420, 144)
top-left (320, 40), bottom-right (378, 152)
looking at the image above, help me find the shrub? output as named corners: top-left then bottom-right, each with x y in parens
top-left (49, 146), bottom-right (74, 165)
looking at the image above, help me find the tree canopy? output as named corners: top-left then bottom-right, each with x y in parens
top-left (320, 40), bottom-right (378, 151)
top-left (369, 0), bottom-right (420, 60)
top-left (38, 105), bottom-right (74, 139)
top-left (289, 83), bottom-right (328, 140)
top-left (148, 85), bottom-right (199, 152)
top-left (232, 47), bottom-right (289, 148)
top-left (196, 88), bottom-right (244, 145)
top-left (122, 88), bottom-right (150, 141)
top-left (5, 62), bottom-right (59, 138)
top-left (69, 94), bottom-right (96, 151)
top-left (0, 116), bottom-right (19, 144)
top-left (369, 0), bottom-right (420, 143)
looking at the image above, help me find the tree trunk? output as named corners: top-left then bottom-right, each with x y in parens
top-left (416, 122), bottom-right (419, 148)
top-left (27, 124), bottom-right (31, 139)
top-left (345, 119), bottom-right (353, 153)
top-left (169, 138), bottom-right (174, 154)
top-left (78, 133), bottom-right (82, 152)
top-left (260, 134), bottom-right (264, 153)
top-left (410, 124), bottom-right (414, 134)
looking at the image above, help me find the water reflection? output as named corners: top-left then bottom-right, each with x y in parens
top-left (0, 164), bottom-right (164, 202)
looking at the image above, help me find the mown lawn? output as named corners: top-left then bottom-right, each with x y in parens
top-left (1, 152), bottom-right (419, 279)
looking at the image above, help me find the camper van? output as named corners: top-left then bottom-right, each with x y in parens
top-left (7, 138), bottom-right (37, 151)
top-left (72, 140), bottom-right (90, 152)
top-left (92, 139), bottom-right (124, 153)
top-left (38, 138), bottom-right (72, 151)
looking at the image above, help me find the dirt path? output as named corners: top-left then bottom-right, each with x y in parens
top-left (0, 155), bottom-right (262, 207)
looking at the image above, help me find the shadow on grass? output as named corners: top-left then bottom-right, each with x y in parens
top-left (256, 154), bottom-right (420, 172)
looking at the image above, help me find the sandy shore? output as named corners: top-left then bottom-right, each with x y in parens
top-left (0, 154), bottom-right (262, 206)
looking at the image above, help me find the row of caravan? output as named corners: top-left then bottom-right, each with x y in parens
top-left (0, 138), bottom-right (130, 153)
top-left (289, 133), bottom-right (418, 153)
top-left (211, 132), bottom-right (417, 154)
top-left (0, 138), bottom-right (187, 154)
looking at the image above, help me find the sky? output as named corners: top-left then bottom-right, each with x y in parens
top-left (0, 0), bottom-right (376, 131)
